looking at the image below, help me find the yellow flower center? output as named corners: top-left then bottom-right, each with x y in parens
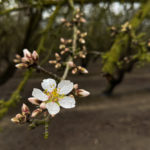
top-left (44, 88), bottom-right (64, 103)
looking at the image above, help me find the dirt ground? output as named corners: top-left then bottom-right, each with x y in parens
top-left (1, 62), bottom-right (150, 150)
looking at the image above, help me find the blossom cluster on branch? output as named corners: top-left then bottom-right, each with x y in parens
top-left (11, 8), bottom-right (90, 139)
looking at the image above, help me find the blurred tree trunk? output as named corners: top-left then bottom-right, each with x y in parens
top-left (102, 0), bottom-right (150, 95)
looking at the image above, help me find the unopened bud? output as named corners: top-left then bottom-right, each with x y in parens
top-left (73, 84), bottom-right (78, 89)
top-left (49, 60), bottom-right (57, 64)
top-left (60, 38), bottom-right (65, 43)
top-left (28, 97), bottom-right (40, 105)
top-left (59, 44), bottom-right (66, 49)
top-left (23, 49), bottom-right (31, 58)
top-left (15, 63), bottom-right (28, 69)
top-left (80, 32), bottom-right (87, 38)
top-left (55, 63), bottom-right (61, 69)
top-left (31, 108), bottom-right (42, 117)
top-left (11, 117), bottom-right (20, 123)
top-left (15, 54), bottom-right (21, 59)
top-left (22, 103), bottom-right (30, 115)
top-left (32, 51), bottom-right (39, 61)
top-left (79, 38), bottom-right (85, 44)
top-left (72, 68), bottom-right (78, 74)
top-left (21, 57), bottom-right (30, 63)
top-left (76, 89), bottom-right (90, 97)
top-left (40, 102), bottom-right (46, 109)
top-left (15, 113), bottom-right (23, 119)
top-left (67, 61), bottom-right (75, 67)
top-left (13, 59), bottom-right (20, 63)
top-left (60, 18), bottom-right (66, 23)
top-left (78, 66), bottom-right (88, 74)
top-left (80, 18), bottom-right (86, 23)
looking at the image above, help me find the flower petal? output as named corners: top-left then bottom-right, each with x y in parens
top-left (57, 80), bottom-right (73, 95)
top-left (32, 88), bottom-right (48, 101)
top-left (46, 102), bottom-right (60, 116)
top-left (59, 96), bottom-right (75, 109)
top-left (41, 78), bottom-right (56, 92)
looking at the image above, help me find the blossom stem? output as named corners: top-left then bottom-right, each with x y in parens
top-left (36, 65), bottom-right (60, 81)
top-left (61, 1), bottom-right (77, 80)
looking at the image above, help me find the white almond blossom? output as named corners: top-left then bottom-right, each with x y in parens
top-left (32, 78), bottom-right (75, 116)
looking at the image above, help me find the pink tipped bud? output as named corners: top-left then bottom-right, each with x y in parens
top-left (49, 60), bottom-right (57, 64)
top-left (67, 61), bottom-right (75, 67)
top-left (23, 49), bottom-right (31, 57)
top-left (13, 59), bottom-right (20, 63)
top-left (59, 44), bottom-right (66, 49)
top-left (72, 68), bottom-right (78, 74)
top-left (60, 18), bottom-right (66, 23)
top-left (15, 54), bottom-right (21, 59)
top-left (55, 53), bottom-right (61, 61)
top-left (40, 102), bottom-right (46, 109)
top-left (73, 84), bottom-right (78, 89)
top-left (78, 66), bottom-right (88, 74)
top-left (79, 38), bottom-right (85, 44)
top-left (15, 63), bottom-right (28, 69)
top-left (60, 38), bottom-right (65, 43)
top-left (64, 48), bottom-right (69, 52)
top-left (11, 117), bottom-right (20, 123)
top-left (21, 57), bottom-right (30, 63)
top-left (22, 103), bottom-right (30, 115)
top-left (80, 18), bottom-right (86, 23)
top-left (31, 108), bottom-right (42, 117)
top-left (80, 32), bottom-right (87, 38)
top-left (28, 97), bottom-right (40, 105)
top-left (55, 63), bottom-right (61, 69)
top-left (76, 89), bottom-right (90, 97)
top-left (15, 113), bottom-right (23, 119)
top-left (32, 51), bottom-right (39, 61)
top-left (67, 39), bottom-right (72, 43)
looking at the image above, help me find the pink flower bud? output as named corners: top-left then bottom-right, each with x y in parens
top-left (40, 102), bottom-right (46, 109)
top-left (15, 113), bottom-right (23, 119)
top-left (60, 18), bottom-right (66, 23)
top-left (11, 117), bottom-right (20, 123)
top-left (15, 54), bottom-right (21, 59)
top-left (80, 18), bottom-right (86, 23)
top-left (76, 89), bottom-right (90, 97)
top-left (32, 51), bottom-right (39, 61)
top-left (15, 63), bottom-right (28, 69)
top-left (67, 61), bottom-right (75, 67)
top-left (73, 84), bottom-right (78, 89)
top-left (72, 68), bottom-right (78, 74)
top-left (78, 66), bottom-right (88, 74)
top-left (28, 97), bottom-right (40, 105)
top-left (31, 108), bottom-right (42, 117)
top-left (60, 38), bottom-right (65, 43)
top-left (23, 49), bottom-right (31, 58)
top-left (21, 57), bottom-right (30, 63)
top-left (55, 63), bottom-right (61, 69)
top-left (79, 38), bottom-right (85, 44)
top-left (49, 60), bottom-right (57, 64)
top-left (22, 103), bottom-right (30, 115)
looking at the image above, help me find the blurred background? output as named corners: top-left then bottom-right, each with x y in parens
top-left (1, 0), bottom-right (150, 150)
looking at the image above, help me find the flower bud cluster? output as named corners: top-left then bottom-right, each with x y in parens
top-left (11, 103), bottom-right (30, 124)
top-left (49, 8), bottom-right (88, 74)
top-left (61, 8), bottom-right (86, 28)
top-left (14, 49), bottom-right (39, 69)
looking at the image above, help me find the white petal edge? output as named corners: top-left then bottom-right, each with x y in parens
top-left (32, 88), bottom-right (48, 101)
top-left (57, 80), bottom-right (73, 95)
top-left (46, 102), bottom-right (60, 115)
top-left (41, 78), bottom-right (56, 92)
top-left (59, 96), bottom-right (75, 109)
